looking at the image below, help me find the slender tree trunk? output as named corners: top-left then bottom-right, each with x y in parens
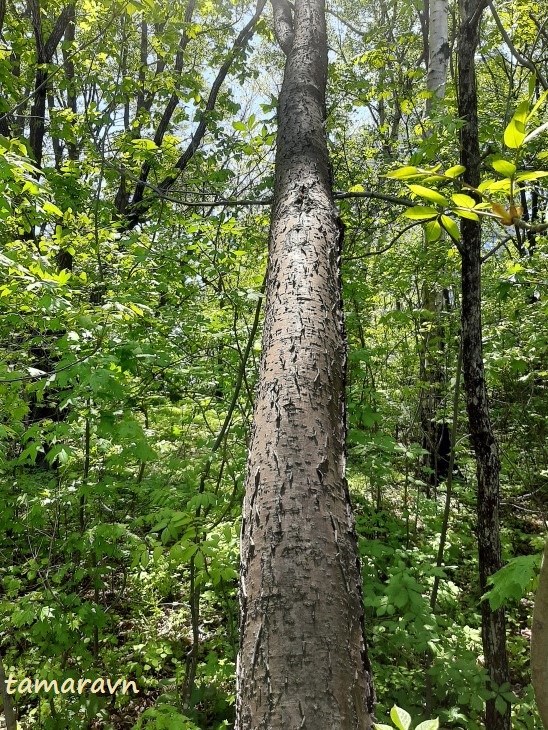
top-left (28, 0), bottom-right (75, 167)
top-left (0, 649), bottom-right (17, 730)
top-left (426, 0), bottom-right (449, 110)
top-left (457, 2), bottom-right (510, 729)
top-left (419, 0), bottom-right (450, 494)
top-left (236, 1), bottom-right (374, 728)
top-left (532, 537), bottom-right (548, 728)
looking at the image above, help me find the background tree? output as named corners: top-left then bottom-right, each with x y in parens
top-left (457, 1), bottom-right (510, 727)
top-left (0, 0), bottom-right (547, 728)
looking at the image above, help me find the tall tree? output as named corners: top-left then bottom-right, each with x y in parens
top-left (419, 0), bottom-right (451, 494)
top-left (457, 1), bottom-right (510, 728)
top-left (236, 1), bottom-right (375, 727)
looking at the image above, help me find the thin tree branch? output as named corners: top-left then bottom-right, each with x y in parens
top-left (326, 7), bottom-right (362, 36)
top-left (346, 221), bottom-right (424, 259)
top-left (334, 190), bottom-right (414, 206)
top-left (481, 235), bottom-right (513, 262)
top-left (488, 1), bottom-right (548, 90)
top-left (124, 0), bottom-right (268, 229)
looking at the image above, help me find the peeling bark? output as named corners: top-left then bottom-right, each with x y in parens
top-left (236, 1), bottom-right (374, 728)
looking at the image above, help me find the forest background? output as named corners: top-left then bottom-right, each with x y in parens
top-left (0, 0), bottom-right (547, 728)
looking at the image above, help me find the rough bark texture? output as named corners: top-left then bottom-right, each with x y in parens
top-left (532, 538), bottom-right (548, 728)
top-left (457, 2), bottom-right (511, 729)
top-left (235, 1), bottom-right (374, 728)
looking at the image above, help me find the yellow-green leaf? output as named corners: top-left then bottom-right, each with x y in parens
top-left (504, 100), bottom-right (529, 149)
top-left (454, 208), bottom-right (480, 221)
top-left (440, 214), bottom-right (461, 241)
top-left (527, 88), bottom-right (548, 123)
top-left (43, 201), bottom-right (63, 217)
top-left (479, 178), bottom-right (512, 193)
top-left (407, 184), bottom-right (449, 206)
top-left (491, 159), bottom-right (516, 176)
top-left (131, 138), bottom-right (158, 150)
top-left (515, 170), bottom-right (548, 182)
top-left (403, 205), bottom-right (438, 220)
top-left (444, 164), bottom-right (466, 178)
top-left (390, 705), bottom-right (411, 730)
top-left (385, 166), bottom-right (419, 179)
top-left (451, 193), bottom-right (476, 208)
top-left (425, 220), bottom-right (442, 242)
top-left (415, 720), bottom-right (439, 730)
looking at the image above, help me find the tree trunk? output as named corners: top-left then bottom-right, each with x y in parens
top-left (419, 0), bottom-right (450, 495)
top-left (426, 0), bottom-right (449, 110)
top-left (457, 2), bottom-right (511, 729)
top-left (532, 537), bottom-right (548, 728)
top-left (0, 650), bottom-right (17, 730)
top-left (235, 1), bottom-right (375, 728)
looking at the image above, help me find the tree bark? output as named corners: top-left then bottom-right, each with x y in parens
top-left (426, 0), bottom-right (449, 110)
top-left (532, 537), bottom-right (548, 728)
top-left (457, 2), bottom-right (511, 729)
top-left (235, 1), bottom-right (374, 728)
top-left (0, 649), bottom-right (17, 730)
top-left (27, 0), bottom-right (75, 166)
top-left (419, 0), bottom-right (450, 494)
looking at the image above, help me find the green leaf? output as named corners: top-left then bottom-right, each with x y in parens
top-left (385, 166), bottom-right (419, 179)
top-left (491, 159), bottom-right (516, 176)
top-left (425, 220), bottom-right (442, 242)
top-left (415, 720), bottom-right (439, 730)
top-left (440, 214), bottom-right (461, 241)
top-left (373, 725), bottom-right (394, 730)
top-left (482, 554), bottom-right (541, 610)
top-left (503, 100), bottom-right (529, 149)
top-left (45, 444), bottom-right (72, 465)
top-left (454, 209), bottom-right (480, 221)
top-left (451, 193), bottom-right (476, 208)
top-left (390, 705), bottom-right (411, 730)
top-left (515, 170), bottom-right (548, 182)
top-left (403, 205), bottom-right (438, 220)
top-left (232, 121), bottom-right (247, 132)
top-left (479, 178), bottom-right (512, 193)
top-left (131, 138), bottom-right (158, 150)
top-left (444, 165), bottom-right (466, 178)
top-left (407, 184), bottom-right (449, 206)
top-left (495, 695), bottom-right (508, 716)
top-left (527, 88), bottom-right (548, 123)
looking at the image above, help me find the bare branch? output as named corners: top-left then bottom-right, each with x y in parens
top-left (125, 0), bottom-right (268, 228)
top-left (488, 1), bottom-right (548, 91)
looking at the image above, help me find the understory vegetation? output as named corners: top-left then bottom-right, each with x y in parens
top-left (0, 0), bottom-right (547, 727)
